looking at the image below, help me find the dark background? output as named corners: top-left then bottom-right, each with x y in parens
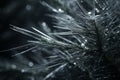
top-left (0, 0), bottom-right (55, 57)
top-left (0, 0), bottom-right (55, 79)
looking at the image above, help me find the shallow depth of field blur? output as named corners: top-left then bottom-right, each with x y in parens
top-left (0, 0), bottom-right (56, 80)
top-left (0, 0), bottom-right (120, 80)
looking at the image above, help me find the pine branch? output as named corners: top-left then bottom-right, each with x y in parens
top-left (3, 0), bottom-right (120, 80)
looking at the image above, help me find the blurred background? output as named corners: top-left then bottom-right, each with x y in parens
top-left (0, 0), bottom-right (56, 80)
top-left (0, 0), bottom-right (58, 56)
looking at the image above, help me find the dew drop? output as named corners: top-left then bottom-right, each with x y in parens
top-left (11, 64), bottom-right (17, 69)
top-left (21, 69), bottom-right (25, 73)
top-left (73, 62), bottom-right (77, 65)
top-left (95, 8), bottom-right (100, 13)
top-left (28, 62), bottom-right (34, 67)
top-left (85, 39), bottom-right (87, 43)
top-left (88, 12), bottom-right (92, 15)
top-left (58, 8), bottom-right (64, 13)
top-left (81, 43), bottom-right (85, 47)
top-left (42, 22), bottom-right (47, 27)
top-left (26, 4), bottom-right (32, 11)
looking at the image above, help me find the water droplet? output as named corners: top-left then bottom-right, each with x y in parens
top-left (73, 62), bottom-right (77, 65)
top-left (95, 8), bottom-right (100, 13)
top-left (28, 62), bottom-right (34, 67)
top-left (11, 64), bottom-right (16, 69)
top-left (81, 43), bottom-right (85, 47)
top-left (102, 7), bottom-right (105, 10)
top-left (42, 22), bottom-right (47, 27)
top-left (84, 39), bottom-right (87, 43)
top-left (88, 12), bottom-right (92, 15)
top-left (26, 4), bottom-right (32, 11)
top-left (21, 69), bottom-right (25, 73)
top-left (58, 8), bottom-right (64, 13)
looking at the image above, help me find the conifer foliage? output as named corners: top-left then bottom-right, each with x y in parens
top-left (4, 0), bottom-right (120, 80)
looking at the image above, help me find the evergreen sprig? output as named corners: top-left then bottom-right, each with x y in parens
top-left (9, 0), bottom-right (120, 80)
